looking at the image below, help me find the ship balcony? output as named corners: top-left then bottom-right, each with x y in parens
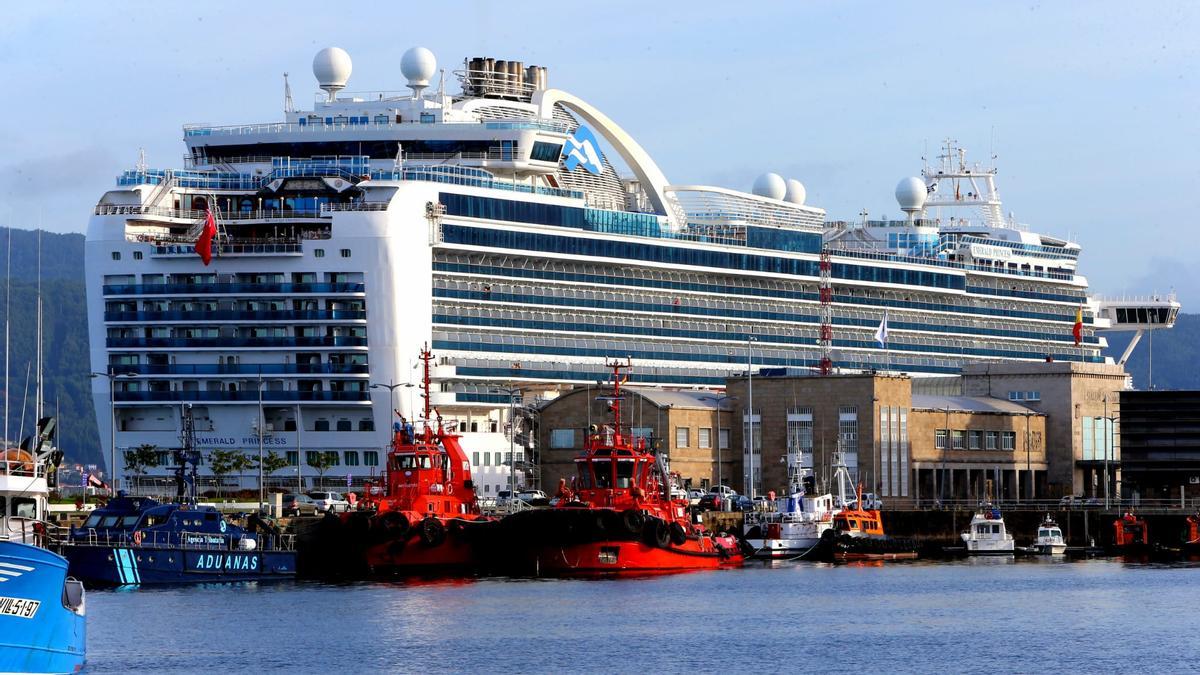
top-left (150, 242), bottom-right (304, 258)
top-left (101, 282), bottom-right (366, 297)
top-left (105, 336), bottom-right (368, 349)
top-left (96, 204), bottom-right (331, 224)
top-left (116, 363), bottom-right (370, 376)
top-left (104, 309), bottom-right (367, 323)
top-left (113, 390), bottom-right (371, 403)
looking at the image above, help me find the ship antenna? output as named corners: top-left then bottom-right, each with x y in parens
top-left (283, 72), bottom-right (295, 114)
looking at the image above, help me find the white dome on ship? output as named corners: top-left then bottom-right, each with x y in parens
top-left (784, 179), bottom-right (807, 205)
top-left (401, 46), bottom-right (437, 87)
top-left (895, 176), bottom-right (927, 213)
top-left (313, 47), bottom-right (353, 89)
top-left (752, 173), bottom-right (787, 200)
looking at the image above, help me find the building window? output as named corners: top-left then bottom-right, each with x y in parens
top-left (286, 451), bottom-right (299, 465)
top-left (483, 452), bottom-right (491, 466)
top-left (472, 452), bottom-right (481, 466)
top-left (675, 427), bottom-right (689, 448)
top-left (324, 451), bottom-right (340, 466)
top-left (550, 429), bottom-right (575, 449)
top-left (494, 452), bottom-right (502, 466)
top-left (698, 427), bottom-right (712, 449)
top-left (631, 427), bottom-right (653, 441)
top-left (986, 431), bottom-right (998, 450)
top-left (340, 249), bottom-right (351, 258)
top-left (314, 249), bottom-right (325, 258)
top-left (951, 430), bottom-right (965, 450)
top-left (344, 451), bottom-right (360, 466)
top-left (787, 407), bottom-right (814, 469)
top-left (1001, 432), bottom-right (1016, 450)
top-left (968, 430), bottom-right (983, 450)
top-left (111, 251), bottom-right (121, 260)
top-left (305, 451), bottom-right (321, 465)
top-left (1026, 391), bottom-right (1041, 401)
top-left (364, 451), bottom-right (379, 466)
top-left (133, 251), bottom-right (143, 260)
top-left (935, 429), bottom-right (948, 450)
top-left (719, 427), bottom-right (730, 450)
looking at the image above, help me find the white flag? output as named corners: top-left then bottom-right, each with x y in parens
top-left (874, 309), bottom-right (889, 348)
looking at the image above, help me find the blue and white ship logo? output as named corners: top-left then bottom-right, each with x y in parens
top-left (562, 125), bottom-right (604, 175)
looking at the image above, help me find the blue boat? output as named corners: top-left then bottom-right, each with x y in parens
top-left (1, 416), bottom-right (86, 674)
top-left (0, 541), bottom-right (86, 674)
top-left (60, 495), bottom-right (296, 585)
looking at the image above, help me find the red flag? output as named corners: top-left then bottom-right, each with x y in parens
top-left (1072, 307), bottom-right (1083, 345)
top-left (195, 209), bottom-right (217, 265)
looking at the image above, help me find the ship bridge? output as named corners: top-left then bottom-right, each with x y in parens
top-left (1092, 294), bottom-right (1181, 366)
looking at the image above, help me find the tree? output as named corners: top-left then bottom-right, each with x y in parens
top-left (209, 449), bottom-right (255, 498)
top-left (306, 451), bottom-right (336, 488)
top-left (255, 451), bottom-right (291, 491)
top-left (122, 444), bottom-right (160, 491)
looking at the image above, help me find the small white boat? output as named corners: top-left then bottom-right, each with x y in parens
top-left (961, 506), bottom-right (1014, 555)
top-left (1032, 516), bottom-right (1067, 555)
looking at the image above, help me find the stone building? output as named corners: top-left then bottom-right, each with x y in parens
top-left (725, 372), bottom-right (1048, 507)
top-left (959, 362), bottom-right (1127, 497)
top-left (536, 387), bottom-right (731, 492)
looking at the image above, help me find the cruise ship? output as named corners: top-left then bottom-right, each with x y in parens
top-left (85, 46), bottom-right (1180, 493)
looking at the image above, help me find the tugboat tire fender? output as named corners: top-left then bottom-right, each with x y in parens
top-left (420, 517), bottom-right (447, 547)
top-left (379, 511), bottom-right (410, 537)
top-left (622, 509), bottom-right (646, 535)
top-left (669, 522), bottom-right (687, 546)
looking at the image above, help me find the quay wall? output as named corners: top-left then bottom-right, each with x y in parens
top-left (883, 509), bottom-right (1196, 548)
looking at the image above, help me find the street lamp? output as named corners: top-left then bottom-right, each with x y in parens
top-left (746, 335), bottom-right (757, 498)
top-left (700, 393), bottom-right (736, 491)
top-left (255, 371), bottom-right (266, 511)
top-left (492, 386), bottom-right (523, 512)
top-left (371, 379), bottom-right (413, 484)
top-left (90, 370), bottom-right (138, 494)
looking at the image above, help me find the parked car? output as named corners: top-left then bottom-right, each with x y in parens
top-left (710, 485), bottom-right (738, 498)
top-left (861, 493), bottom-right (883, 510)
top-left (697, 494), bottom-right (724, 512)
top-left (670, 487), bottom-right (688, 502)
top-left (496, 490), bottom-right (516, 509)
top-left (308, 491), bottom-right (350, 513)
top-left (732, 495), bottom-right (754, 512)
top-left (280, 493), bottom-right (317, 517)
top-left (518, 489), bottom-right (549, 507)
top-left (1059, 495), bottom-right (1084, 507)
top-left (687, 489), bottom-right (706, 506)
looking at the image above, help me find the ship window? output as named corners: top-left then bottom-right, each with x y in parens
top-left (84, 514), bottom-right (102, 528)
top-left (205, 512), bottom-right (218, 521)
top-left (344, 451), bottom-right (360, 466)
top-left (364, 451), bottom-right (379, 466)
top-left (133, 251), bottom-right (143, 260)
top-left (11, 498), bottom-right (37, 519)
top-left (314, 249), bottom-right (325, 258)
top-left (120, 515), bottom-right (141, 528)
top-left (340, 249), bottom-right (351, 258)
top-left (531, 141), bottom-right (563, 163)
top-left (100, 516), bottom-right (120, 528)
top-left (592, 459), bottom-right (612, 488)
top-left (112, 251), bottom-right (121, 260)
top-left (616, 459), bottom-right (635, 488)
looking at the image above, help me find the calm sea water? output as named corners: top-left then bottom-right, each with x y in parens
top-left (83, 559), bottom-right (1199, 674)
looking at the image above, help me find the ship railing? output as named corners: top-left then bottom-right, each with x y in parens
top-left (96, 204), bottom-right (331, 221)
top-left (826, 246), bottom-right (1076, 282)
top-left (321, 202), bottom-right (390, 212)
top-left (182, 118), bottom-right (569, 137)
top-left (69, 528), bottom-right (296, 551)
top-left (0, 458), bottom-right (45, 478)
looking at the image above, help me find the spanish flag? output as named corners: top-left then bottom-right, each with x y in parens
top-left (1072, 307), bottom-right (1083, 345)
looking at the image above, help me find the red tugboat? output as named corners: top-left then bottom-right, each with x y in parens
top-left (311, 346), bottom-right (490, 576)
top-left (1112, 512), bottom-right (1151, 553)
top-left (494, 359), bottom-right (744, 577)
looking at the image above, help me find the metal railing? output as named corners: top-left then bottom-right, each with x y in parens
top-left (96, 204), bottom-right (331, 221)
top-left (68, 527), bottom-right (295, 552)
top-left (0, 459), bottom-right (45, 478)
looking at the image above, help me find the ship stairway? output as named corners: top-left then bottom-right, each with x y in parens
top-left (142, 169), bottom-right (176, 208)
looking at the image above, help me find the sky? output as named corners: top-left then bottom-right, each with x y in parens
top-left (1, 1), bottom-right (1197, 305)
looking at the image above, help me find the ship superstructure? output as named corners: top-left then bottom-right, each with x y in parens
top-left (85, 46), bottom-right (1179, 491)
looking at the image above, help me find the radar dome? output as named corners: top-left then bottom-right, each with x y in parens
top-left (895, 176), bottom-right (927, 214)
top-left (313, 47), bottom-right (352, 100)
top-left (784, 179), bottom-right (807, 205)
top-left (401, 47), bottom-right (437, 86)
top-left (752, 173), bottom-right (787, 200)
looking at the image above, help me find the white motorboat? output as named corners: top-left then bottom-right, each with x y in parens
top-left (745, 454), bottom-right (856, 559)
top-left (1032, 516), bottom-right (1067, 555)
top-left (961, 506), bottom-right (1015, 555)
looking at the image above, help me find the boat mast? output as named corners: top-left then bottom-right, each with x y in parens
top-left (35, 229), bottom-right (42, 424)
top-left (3, 225), bottom-right (8, 446)
top-left (418, 344), bottom-right (434, 443)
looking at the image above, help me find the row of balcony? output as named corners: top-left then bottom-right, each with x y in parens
top-left (114, 391), bottom-right (371, 402)
top-left (107, 336), bottom-right (368, 349)
top-left (104, 310), bottom-right (367, 323)
top-left (102, 282), bottom-right (365, 296)
top-left (111, 363), bottom-right (369, 376)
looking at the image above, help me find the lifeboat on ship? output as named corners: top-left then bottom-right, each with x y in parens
top-left (311, 346), bottom-right (490, 576)
top-left (493, 359), bottom-right (743, 577)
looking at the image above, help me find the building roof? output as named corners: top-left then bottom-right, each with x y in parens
top-left (623, 387), bottom-right (730, 410)
top-left (911, 394), bottom-right (1042, 415)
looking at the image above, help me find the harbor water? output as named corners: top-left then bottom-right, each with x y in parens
top-left (84, 558), bottom-right (1199, 673)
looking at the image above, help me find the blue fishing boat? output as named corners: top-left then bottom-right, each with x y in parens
top-left (59, 406), bottom-right (296, 585)
top-left (1, 417), bottom-right (86, 673)
top-left (0, 540), bottom-right (86, 674)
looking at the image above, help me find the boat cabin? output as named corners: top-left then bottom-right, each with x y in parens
top-left (571, 429), bottom-right (669, 510)
top-left (831, 509), bottom-right (884, 537)
top-left (1113, 513), bottom-right (1149, 547)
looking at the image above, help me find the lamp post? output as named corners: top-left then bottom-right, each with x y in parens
top-left (746, 335), bottom-right (757, 498)
top-left (90, 370), bottom-right (138, 494)
top-left (700, 393), bottom-right (736, 491)
top-left (493, 386), bottom-right (523, 512)
top-left (370, 380), bottom-right (407, 422)
top-left (256, 371), bottom-right (265, 511)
